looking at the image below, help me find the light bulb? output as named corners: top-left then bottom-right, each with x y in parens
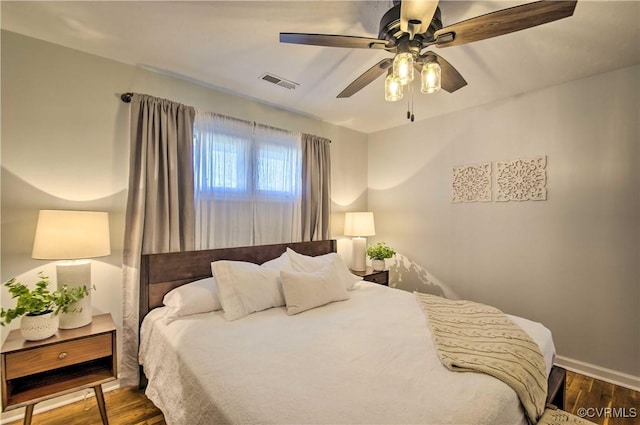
top-left (393, 52), bottom-right (414, 85)
top-left (384, 73), bottom-right (403, 102)
top-left (421, 61), bottom-right (441, 94)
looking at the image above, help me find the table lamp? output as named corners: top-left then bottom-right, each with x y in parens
top-left (32, 210), bottom-right (111, 329)
top-left (344, 212), bottom-right (375, 272)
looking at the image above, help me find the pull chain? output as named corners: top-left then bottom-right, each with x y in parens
top-left (405, 83), bottom-right (416, 122)
top-left (406, 83), bottom-right (415, 122)
top-left (411, 84), bottom-right (415, 122)
top-left (407, 86), bottom-right (411, 119)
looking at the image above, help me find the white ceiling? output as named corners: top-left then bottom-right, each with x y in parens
top-left (2, 1), bottom-right (639, 134)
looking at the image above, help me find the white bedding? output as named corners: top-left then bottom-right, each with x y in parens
top-left (139, 282), bottom-right (555, 425)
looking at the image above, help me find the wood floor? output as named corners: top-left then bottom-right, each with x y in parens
top-left (564, 372), bottom-right (639, 425)
top-left (5, 387), bottom-right (164, 425)
top-left (6, 371), bottom-right (638, 425)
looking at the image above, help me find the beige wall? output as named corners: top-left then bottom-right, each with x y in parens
top-left (368, 65), bottom-right (640, 380)
top-left (0, 29), bottom-right (367, 387)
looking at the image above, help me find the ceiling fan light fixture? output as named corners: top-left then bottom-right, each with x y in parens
top-left (282, 0), bottom-right (578, 107)
top-left (384, 72), bottom-right (403, 102)
top-left (393, 52), bottom-right (414, 85)
top-left (421, 61), bottom-right (441, 94)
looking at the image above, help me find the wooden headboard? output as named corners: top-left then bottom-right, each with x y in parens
top-left (139, 239), bottom-right (337, 323)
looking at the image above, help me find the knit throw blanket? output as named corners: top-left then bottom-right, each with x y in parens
top-left (414, 293), bottom-right (547, 424)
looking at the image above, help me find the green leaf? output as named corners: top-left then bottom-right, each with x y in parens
top-left (0, 273), bottom-right (93, 326)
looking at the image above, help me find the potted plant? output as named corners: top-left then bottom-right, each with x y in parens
top-left (366, 242), bottom-right (396, 271)
top-left (0, 272), bottom-right (90, 341)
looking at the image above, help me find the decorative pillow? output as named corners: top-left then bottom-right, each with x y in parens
top-left (286, 248), bottom-right (361, 290)
top-left (211, 260), bottom-right (285, 321)
top-left (280, 265), bottom-right (349, 315)
top-left (162, 277), bottom-right (221, 324)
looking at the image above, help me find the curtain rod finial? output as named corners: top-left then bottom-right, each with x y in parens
top-left (121, 93), bottom-right (133, 103)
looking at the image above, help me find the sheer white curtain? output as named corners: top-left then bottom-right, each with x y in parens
top-left (193, 111), bottom-right (302, 248)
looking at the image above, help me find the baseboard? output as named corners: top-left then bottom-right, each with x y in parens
top-left (555, 355), bottom-right (640, 392)
top-left (0, 381), bottom-right (120, 425)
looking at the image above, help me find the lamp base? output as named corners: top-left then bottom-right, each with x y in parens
top-left (56, 261), bottom-right (93, 329)
top-left (351, 237), bottom-right (367, 272)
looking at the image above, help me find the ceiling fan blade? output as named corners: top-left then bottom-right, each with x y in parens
top-left (401, 0), bottom-right (439, 36)
top-left (280, 33), bottom-right (388, 49)
top-left (435, 0), bottom-right (578, 48)
top-left (337, 58), bottom-right (393, 98)
top-left (418, 52), bottom-right (467, 93)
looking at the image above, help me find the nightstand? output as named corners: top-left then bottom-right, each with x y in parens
top-left (351, 267), bottom-right (389, 286)
top-left (1, 313), bottom-right (117, 425)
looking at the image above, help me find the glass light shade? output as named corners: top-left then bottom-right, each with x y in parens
top-left (421, 61), bottom-right (441, 94)
top-left (384, 73), bottom-right (403, 102)
top-left (344, 212), bottom-right (375, 237)
top-left (32, 210), bottom-right (111, 259)
top-left (393, 52), bottom-right (414, 85)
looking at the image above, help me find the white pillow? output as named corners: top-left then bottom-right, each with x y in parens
top-left (162, 277), bottom-right (221, 324)
top-left (280, 265), bottom-right (349, 315)
top-left (286, 248), bottom-right (361, 290)
top-left (211, 260), bottom-right (285, 321)
top-left (261, 252), bottom-right (293, 271)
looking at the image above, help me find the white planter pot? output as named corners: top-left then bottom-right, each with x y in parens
top-left (371, 259), bottom-right (386, 271)
top-left (20, 311), bottom-right (59, 341)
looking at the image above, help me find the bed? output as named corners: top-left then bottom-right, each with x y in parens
top-left (138, 240), bottom-right (564, 425)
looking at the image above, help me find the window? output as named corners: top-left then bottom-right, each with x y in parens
top-left (195, 136), bottom-right (246, 192)
top-left (193, 112), bottom-right (302, 248)
top-left (256, 143), bottom-right (295, 194)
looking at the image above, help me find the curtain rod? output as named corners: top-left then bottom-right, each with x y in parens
top-left (121, 93), bottom-right (133, 103)
top-left (119, 92), bottom-right (330, 143)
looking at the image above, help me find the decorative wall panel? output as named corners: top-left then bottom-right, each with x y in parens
top-left (495, 156), bottom-right (547, 201)
top-left (452, 162), bottom-right (492, 203)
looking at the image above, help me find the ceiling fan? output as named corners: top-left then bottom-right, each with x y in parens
top-left (280, 0), bottom-right (578, 108)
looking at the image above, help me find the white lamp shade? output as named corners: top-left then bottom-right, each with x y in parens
top-left (344, 212), bottom-right (375, 237)
top-left (32, 210), bottom-right (111, 259)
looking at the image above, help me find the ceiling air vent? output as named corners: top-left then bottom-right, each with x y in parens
top-left (260, 73), bottom-right (299, 90)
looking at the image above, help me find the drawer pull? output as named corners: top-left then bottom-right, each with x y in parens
top-left (58, 352), bottom-right (68, 360)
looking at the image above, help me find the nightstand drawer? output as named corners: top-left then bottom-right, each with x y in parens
top-left (5, 333), bottom-right (112, 380)
top-left (365, 272), bottom-right (388, 285)
top-left (351, 268), bottom-right (389, 286)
